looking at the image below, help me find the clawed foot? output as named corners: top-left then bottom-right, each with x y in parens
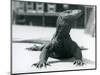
top-left (73, 60), bottom-right (84, 66)
top-left (32, 62), bottom-right (51, 68)
top-left (26, 44), bottom-right (41, 51)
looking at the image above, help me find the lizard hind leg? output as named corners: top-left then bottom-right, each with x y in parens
top-left (26, 44), bottom-right (43, 51)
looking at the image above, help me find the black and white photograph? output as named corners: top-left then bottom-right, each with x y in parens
top-left (11, 0), bottom-right (96, 74)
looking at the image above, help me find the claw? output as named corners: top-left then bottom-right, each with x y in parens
top-left (36, 63), bottom-right (39, 68)
top-left (73, 61), bottom-right (76, 65)
top-left (32, 63), bottom-right (36, 67)
top-left (73, 60), bottom-right (84, 66)
top-left (32, 62), bottom-right (51, 69)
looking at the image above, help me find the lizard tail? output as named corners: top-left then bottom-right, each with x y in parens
top-left (80, 46), bottom-right (88, 50)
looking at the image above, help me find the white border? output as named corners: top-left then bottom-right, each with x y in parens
top-left (0, 0), bottom-right (100, 75)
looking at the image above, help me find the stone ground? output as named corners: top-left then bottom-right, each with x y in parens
top-left (12, 25), bottom-right (96, 74)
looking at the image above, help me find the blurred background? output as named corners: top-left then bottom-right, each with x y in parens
top-left (12, 0), bottom-right (96, 37)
